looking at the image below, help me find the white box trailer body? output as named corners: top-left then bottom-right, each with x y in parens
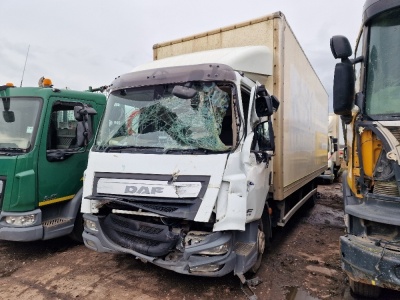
top-left (320, 113), bottom-right (342, 182)
top-left (81, 12), bottom-right (328, 279)
top-left (328, 113), bottom-right (342, 169)
top-left (152, 12), bottom-right (328, 203)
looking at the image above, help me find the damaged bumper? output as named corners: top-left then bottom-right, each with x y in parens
top-left (82, 213), bottom-right (236, 276)
top-left (83, 213), bottom-right (258, 277)
top-left (341, 235), bottom-right (400, 291)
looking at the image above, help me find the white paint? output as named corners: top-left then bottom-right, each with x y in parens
top-left (82, 152), bottom-right (227, 222)
top-left (133, 46), bottom-right (273, 76)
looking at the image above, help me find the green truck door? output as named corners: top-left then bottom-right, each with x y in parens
top-left (37, 98), bottom-right (91, 208)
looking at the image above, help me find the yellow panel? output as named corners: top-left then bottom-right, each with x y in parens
top-left (361, 130), bottom-right (382, 178)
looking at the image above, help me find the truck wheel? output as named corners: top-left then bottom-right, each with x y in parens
top-left (249, 219), bottom-right (265, 274)
top-left (349, 278), bottom-right (381, 298)
top-left (249, 210), bottom-right (273, 275)
top-left (68, 212), bottom-right (84, 243)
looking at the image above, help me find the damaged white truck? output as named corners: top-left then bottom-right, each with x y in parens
top-left (81, 12), bottom-right (328, 279)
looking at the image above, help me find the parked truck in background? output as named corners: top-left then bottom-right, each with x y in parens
top-left (0, 79), bottom-right (106, 242)
top-left (82, 12), bottom-right (328, 283)
top-left (331, 0), bottom-right (400, 297)
top-left (319, 113), bottom-right (341, 183)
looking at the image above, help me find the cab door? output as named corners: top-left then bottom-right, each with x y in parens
top-left (242, 81), bottom-right (274, 222)
top-left (37, 98), bottom-right (93, 208)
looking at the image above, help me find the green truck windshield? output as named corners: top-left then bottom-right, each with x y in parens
top-left (95, 82), bottom-right (231, 152)
top-left (0, 97), bottom-right (41, 150)
top-left (366, 8), bottom-right (400, 116)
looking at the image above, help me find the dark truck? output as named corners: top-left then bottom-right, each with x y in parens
top-left (331, 0), bottom-right (400, 297)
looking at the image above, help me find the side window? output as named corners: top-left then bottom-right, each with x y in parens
top-left (354, 30), bottom-right (364, 93)
top-left (217, 85), bottom-right (234, 146)
top-left (241, 87), bottom-right (250, 127)
top-left (47, 103), bottom-right (92, 150)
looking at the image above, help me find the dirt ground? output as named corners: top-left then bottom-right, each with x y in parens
top-left (1, 182), bottom-right (400, 300)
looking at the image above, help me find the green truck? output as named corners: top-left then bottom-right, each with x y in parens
top-left (0, 80), bottom-right (106, 242)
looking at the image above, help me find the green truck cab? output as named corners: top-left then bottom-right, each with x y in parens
top-left (0, 81), bottom-right (106, 242)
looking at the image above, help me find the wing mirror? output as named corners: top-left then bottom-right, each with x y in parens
top-left (330, 35), bottom-right (363, 123)
top-left (74, 104), bottom-right (97, 147)
top-left (74, 105), bottom-right (97, 121)
top-left (3, 111), bottom-right (15, 123)
top-left (255, 86), bottom-right (280, 118)
top-left (2, 97), bottom-right (15, 123)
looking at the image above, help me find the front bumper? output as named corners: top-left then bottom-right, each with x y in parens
top-left (341, 235), bottom-right (400, 291)
top-left (83, 213), bottom-right (251, 277)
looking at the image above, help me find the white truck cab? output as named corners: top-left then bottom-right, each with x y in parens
top-left (82, 46), bottom-right (279, 276)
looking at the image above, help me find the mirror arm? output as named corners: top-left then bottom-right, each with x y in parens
top-left (350, 55), bottom-right (364, 64)
top-left (250, 150), bottom-right (272, 165)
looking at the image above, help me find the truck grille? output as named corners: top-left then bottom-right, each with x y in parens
top-left (365, 220), bottom-right (400, 250)
top-left (118, 232), bottom-right (162, 247)
top-left (135, 203), bottom-right (179, 213)
top-left (388, 127), bottom-right (400, 141)
top-left (374, 181), bottom-right (399, 197)
top-left (139, 225), bottom-right (163, 234)
top-left (101, 214), bottom-right (179, 257)
top-left (371, 127), bottom-right (400, 197)
top-left (91, 173), bottom-right (210, 220)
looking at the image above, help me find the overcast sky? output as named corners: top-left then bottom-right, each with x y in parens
top-left (0, 1), bottom-right (365, 108)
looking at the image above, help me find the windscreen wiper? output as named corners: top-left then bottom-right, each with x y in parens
top-left (105, 146), bottom-right (164, 153)
top-left (164, 148), bottom-right (211, 154)
top-left (0, 147), bottom-right (24, 152)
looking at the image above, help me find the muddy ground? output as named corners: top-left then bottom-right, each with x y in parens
top-left (0, 182), bottom-right (400, 300)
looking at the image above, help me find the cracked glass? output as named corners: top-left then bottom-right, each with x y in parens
top-left (95, 82), bottom-right (232, 152)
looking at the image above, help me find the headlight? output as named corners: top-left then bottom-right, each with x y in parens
top-left (5, 214), bottom-right (36, 226)
top-left (84, 219), bottom-right (98, 231)
top-left (198, 243), bottom-right (229, 255)
top-left (185, 231), bottom-right (229, 255)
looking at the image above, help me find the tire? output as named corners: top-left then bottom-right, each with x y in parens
top-left (68, 212), bottom-right (84, 243)
top-left (249, 219), bottom-right (264, 274)
top-left (249, 213), bottom-right (272, 274)
top-left (349, 278), bottom-right (381, 298)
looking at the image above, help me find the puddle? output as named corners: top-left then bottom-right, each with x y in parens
top-left (286, 287), bottom-right (320, 300)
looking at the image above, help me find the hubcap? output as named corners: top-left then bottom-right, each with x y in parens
top-left (257, 229), bottom-right (265, 254)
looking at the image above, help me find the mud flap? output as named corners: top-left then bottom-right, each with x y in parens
top-left (237, 273), bottom-right (262, 300)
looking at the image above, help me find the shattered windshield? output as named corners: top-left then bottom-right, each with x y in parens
top-left (0, 97), bottom-right (41, 150)
top-left (95, 81), bottom-right (234, 152)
